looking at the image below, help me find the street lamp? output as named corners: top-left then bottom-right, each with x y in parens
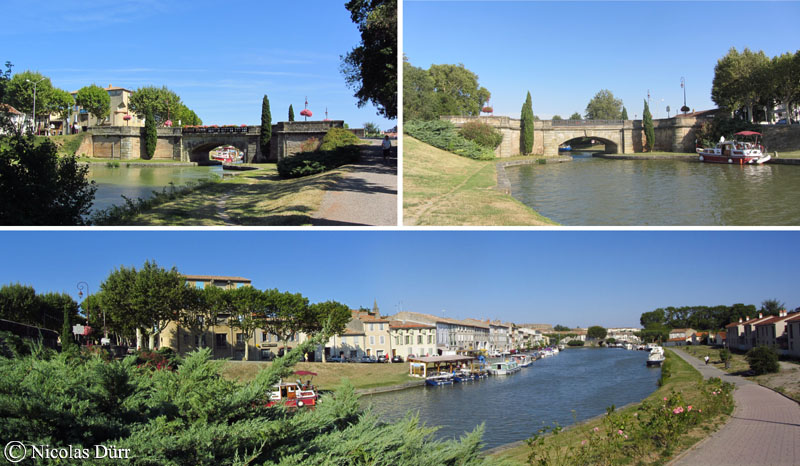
top-left (26, 77), bottom-right (46, 134)
top-left (680, 77), bottom-right (689, 114)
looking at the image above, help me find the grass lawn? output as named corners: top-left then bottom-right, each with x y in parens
top-left (403, 136), bottom-right (557, 226)
top-left (775, 149), bottom-right (800, 158)
top-left (118, 164), bottom-right (345, 225)
top-left (680, 345), bottom-right (750, 374)
top-left (221, 361), bottom-right (417, 391)
top-left (492, 350), bottom-right (729, 465)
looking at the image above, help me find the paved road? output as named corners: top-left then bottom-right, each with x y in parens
top-left (312, 140), bottom-right (397, 226)
top-left (669, 349), bottom-right (800, 466)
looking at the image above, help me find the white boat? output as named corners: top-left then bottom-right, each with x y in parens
top-left (646, 347), bottom-right (665, 367)
top-left (488, 360), bottom-right (520, 375)
top-left (425, 372), bottom-right (454, 386)
top-left (697, 132), bottom-right (771, 165)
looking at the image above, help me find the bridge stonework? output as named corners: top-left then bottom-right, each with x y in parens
top-left (77, 121), bottom-right (346, 163)
top-left (441, 116), bottom-right (704, 157)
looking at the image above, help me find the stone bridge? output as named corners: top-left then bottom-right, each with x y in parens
top-left (441, 115), bottom-right (705, 157)
top-left (79, 121), bottom-right (350, 163)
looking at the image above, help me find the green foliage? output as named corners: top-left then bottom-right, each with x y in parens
top-left (760, 298), bottom-right (785, 316)
top-left (553, 324), bottom-right (571, 332)
top-left (288, 104), bottom-right (294, 122)
top-left (459, 120), bottom-right (503, 149)
top-left (585, 89), bottom-right (623, 120)
top-left (260, 94), bottom-right (272, 158)
top-left (569, 112), bottom-right (582, 120)
top-left (128, 85), bottom-right (183, 125)
top-left (621, 106), bottom-right (628, 120)
top-left (0, 133), bottom-right (96, 225)
top-left (639, 303), bottom-right (757, 332)
top-left (567, 340), bottom-right (584, 347)
top-left (404, 119), bottom-right (495, 160)
top-left (363, 121), bottom-right (381, 137)
top-left (403, 58), bottom-right (490, 121)
top-left (341, 0), bottom-right (397, 119)
top-left (277, 146), bottom-right (361, 178)
top-left (521, 91), bottom-right (534, 154)
top-left (5, 70), bottom-right (54, 118)
top-left (50, 88), bottom-right (76, 122)
top-left (319, 127), bottom-right (361, 151)
top-left (643, 99), bottom-right (655, 151)
top-left (75, 84), bottom-right (110, 122)
top-left (144, 107), bottom-right (156, 160)
top-left (90, 180), bottom-right (217, 226)
top-left (174, 104), bottom-right (202, 126)
top-left (745, 346), bottom-right (779, 375)
top-left (551, 115), bottom-right (562, 121)
top-left (587, 325), bottom-right (607, 340)
top-left (711, 47), bottom-right (771, 122)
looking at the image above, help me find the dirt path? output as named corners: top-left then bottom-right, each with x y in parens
top-left (669, 349), bottom-right (800, 466)
top-left (311, 141), bottom-right (397, 226)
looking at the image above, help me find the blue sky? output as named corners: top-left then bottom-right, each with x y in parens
top-left (404, 0), bottom-right (800, 120)
top-left (1, 231), bottom-right (797, 328)
top-left (2, 0), bottom-right (395, 129)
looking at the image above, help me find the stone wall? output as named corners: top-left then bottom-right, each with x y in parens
top-left (270, 120), bottom-right (345, 161)
top-left (761, 125), bottom-right (800, 151)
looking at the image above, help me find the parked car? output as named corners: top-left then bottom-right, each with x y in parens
top-left (327, 356), bottom-right (345, 363)
top-left (391, 355), bottom-right (404, 363)
top-left (375, 354), bottom-right (390, 363)
top-left (358, 355), bottom-right (376, 363)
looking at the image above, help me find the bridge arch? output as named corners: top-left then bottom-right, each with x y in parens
top-left (558, 136), bottom-right (619, 154)
top-left (183, 139), bottom-right (250, 164)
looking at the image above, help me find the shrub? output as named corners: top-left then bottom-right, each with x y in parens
top-left (460, 120), bottom-right (503, 149)
top-left (404, 120), bottom-right (495, 160)
top-left (300, 137), bottom-right (321, 152)
top-left (567, 340), bottom-right (584, 346)
top-left (277, 145), bottom-right (361, 178)
top-left (745, 345), bottom-right (779, 375)
top-left (319, 127), bottom-right (361, 151)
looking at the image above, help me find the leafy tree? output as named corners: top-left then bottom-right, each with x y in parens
top-left (0, 135), bottom-right (96, 225)
top-left (430, 63), bottom-right (490, 118)
top-left (587, 325), bottom-right (607, 340)
top-left (288, 103), bottom-right (295, 122)
top-left (307, 300), bottom-right (351, 338)
top-left (553, 324), bottom-right (571, 331)
top-left (174, 104), bottom-right (201, 126)
top-left (569, 112), bottom-right (582, 120)
top-left (643, 99), bottom-right (655, 151)
top-left (74, 84), bottom-right (109, 123)
top-left (551, 114), bottom-right (563, 121)
top-left (5, 71), bottom-right (54, 125)
top-left (60, 302), bottom-right (74, 351)
top-left (143, 107), bottom-right (156, 160)
top-left (711, 47), bottom-right (771, 122)
top-left (260, 289), bottom-right (312, 352)
top-left (459, 120), bottom-right (503, 149)
top-left (363, 121), bottom-right (380, 136)
top-left (260, 94), bottom-right (271, 159)
top-left (640, 309), bottom-right (665, 328)
top-left (49, 88), bottom-right (75, 133)
top-left (341, 0), bottom-right (397, 119)
top-left (760, 299), bottom-right (785, 316)
top-left (621, 106), bottom-right (629, 120)
top-left (768, 51), bottom-right (800, 125)
top-left (585, 89), bottom-right (623, 120)
top-left (521, 91), bottom-right (534, 155)
top-left (402, 58), bottom-right (437, 120)
top-left (128, 85), bottom-right (182, 125)
top-left (99, 260), bottom-right (187, 350)
top-left (37, 292), bottom-right (78, 331)
top-left (745, 346), bottom-right (779, 375)
top-left (227, 286), bottom-right (268, 360)
top-left (0, 283), bottom-right (38, 325)
top-left (637, 324), bottom-right (669, 343)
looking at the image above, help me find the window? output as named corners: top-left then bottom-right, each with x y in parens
top-left (379, 336), bottom-right (385, 345)
top-left (350, 350), bottom-right (357, 358)
top-left (379, 323), bottom-right (384, 331)
top-left (405, 335), bottom-right (410, 345)
top-left (215, 333), bottom-right (226, 347)
top-left (394, 336), bottom-right (400, 345)
top-left (195, 281), bottom-right (204, 289)
top-left (370, 336), bottom-right (375, 345)
top-left (417, 335), bottom-right (423, 344)
top-left (261, 332), bottom-right (268, 342)
top-left (236, 333), bottom-right (245, 344)
top-left (428, 335), bottom-right (433, 344)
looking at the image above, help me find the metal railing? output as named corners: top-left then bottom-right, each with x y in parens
top-left (550, 119), bottom-right (624, 126)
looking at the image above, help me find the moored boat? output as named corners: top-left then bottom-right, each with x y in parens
top-left (697, 132), bottom-right (771, 165)
top-left (646, 346), bottom-right (665, 367)
top-left (426, 372), bottom-right (454, 386)
top-left (266, 376), bottom-right (318, 408)
top-left (488, 360), bottom-right (520, 375)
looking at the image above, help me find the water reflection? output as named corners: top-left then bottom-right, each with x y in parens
top-left (364, 348), bottom-right (658, 450)
top-left (507, 155), bottom-right (800, 225)
top-left (88, 165), bottom-right (222, 212)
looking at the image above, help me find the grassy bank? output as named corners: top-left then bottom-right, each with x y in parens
top-left (221, 360), bottom-right (417, 391)
top-left (111, 163), bottom-right (345, 225)
top-left (681, 345), bottom-right (800, 401)
top-left (492, 350), bottom-right (733, 465)
top-left (403, 136), bottom-right (557, 226)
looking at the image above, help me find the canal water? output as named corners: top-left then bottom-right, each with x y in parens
top-left (506, 153), bottom-right (800, 225)
top-left (364, 348), bottom-right (659, 450)
top-left (88, 165), bottom-right (223, 213)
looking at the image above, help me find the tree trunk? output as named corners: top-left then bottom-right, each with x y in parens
top-left (136, 328), bottom-right (143, 350)
top-left (244, 336), bottom-right (250, 361)
top-left (148, 333), bottom-right (156, 350)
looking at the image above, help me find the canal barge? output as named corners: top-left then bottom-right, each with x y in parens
top-left (488, 360), bottom-right (521, 375)
top-left (266, 374), bottom-right (318, 408)
top-left (697, 132), bottom-right (771, 165)
top-left (426, 372), bottom-right (455, 386)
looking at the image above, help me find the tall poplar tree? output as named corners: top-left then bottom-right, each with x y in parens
top-left (144, 108), bottom-right (156, 159)
top-left (260, 95), bottom-right (272, 159)
top-left (621, 106), bottom-right (629, 120)
top-left (643, 99), bottom-right (655, 152)
top-left (521, 91), bottom-right (534, 155)
top-left (288, 104), bottom-right (295, 122)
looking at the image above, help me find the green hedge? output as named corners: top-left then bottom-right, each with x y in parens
top-left (320, 127), bottom-right (361, 151)
top-left (460, 120), bottom-right (503, 149)
top-left (405, 120), bottom-right (495, 160)
top-left (277, 145), bottom-right (360, 178)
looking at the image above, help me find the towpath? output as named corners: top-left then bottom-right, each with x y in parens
top-left (669, 348), bottom-right (800, 466)
top-left (312, 140), bottom-right (397, 226)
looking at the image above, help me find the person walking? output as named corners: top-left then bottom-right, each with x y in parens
top-left (704, 355), bottom-right (710, 365)
top-left (381, 135), bottom-right (391, 161)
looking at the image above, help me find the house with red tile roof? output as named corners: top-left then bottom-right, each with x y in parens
top-left (786, 314), bottom-right (800, 358)
top-left (754, 310), bottom-right (795, 352)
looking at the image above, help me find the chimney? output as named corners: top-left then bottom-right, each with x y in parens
top-left (780, 309), bottom-right (786, 317)
top-left (759, 313), bottom-right (763, 318)
top-left (746, 316), bottom-right (749, 321)
top-left (738, 318), bottom-right (743, 323)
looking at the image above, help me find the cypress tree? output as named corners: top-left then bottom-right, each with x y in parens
top-left (60, 304), bottom-right (73, 352)
top-left (261, 95), bottom-right (272, 158)
top-left (521, 91), bottom-right (534, 155)
top-left (288, 104), bottom-right (295, 122)
top-left (621, 106), bottom-right (629, 120)
top-left (144, 108), bottom-right (156, 160)
top-left (643, 99), bottom-right (655, 152)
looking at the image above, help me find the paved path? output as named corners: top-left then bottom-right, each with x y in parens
top-left (669, 349), bottom-right (800, 466)
top-left (312, 140), bottom-right (397, 226)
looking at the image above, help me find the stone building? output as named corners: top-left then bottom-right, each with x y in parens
top-left (70, 84), bottom-right (144, 130)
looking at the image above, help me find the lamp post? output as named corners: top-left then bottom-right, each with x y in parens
top-left (680, 77), bottom-right (689, 114)
top-left (26, 77), bottom-right (46, 134)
